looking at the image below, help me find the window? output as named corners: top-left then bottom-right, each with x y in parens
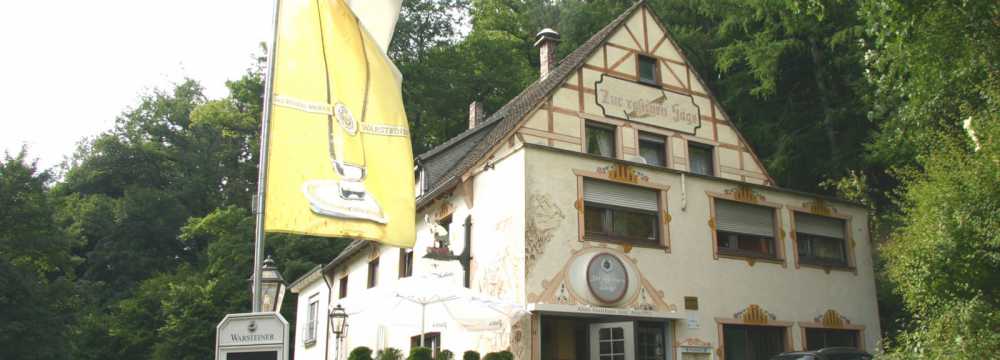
top-left (304, 296), bottom-right (319, 345)
top-left (410, 332), bottom-right (441, 356)
top-left (638, 132), bottom-right (667, 166)
top-left (338, 275), bottom-right (348, 299)
top-left (715, 199), bottom-right (777, 259)
top-left (638, 55), bottom-right (658, 86)
top-left (583, 178), bottom-right (660, 245)
top-left (367, 257), bottom-right (379, 288)
top-left (795, 213), bottom-right (848, 267)
top-left (805, 328), bottom-right (859, 350)
top-left (689, 142), bottom-right (714, 175)
top-left (399, 248), bottom-right (413, 278)
top-left (414, 168), bottom-right (424, 197)
top-left (586, 121), bottom-right (616, 158)
top-left (723, 325), bottom-right (786, 360)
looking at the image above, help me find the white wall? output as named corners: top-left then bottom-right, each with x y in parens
top-left (309, 149), bottom-right (528, 358)
top-left (523, 145), bottom-right (882, 355)
top-left (293, 277), bottom-right (331, 360)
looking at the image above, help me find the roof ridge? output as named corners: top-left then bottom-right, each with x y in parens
top-left (416, 1), bottom-right (647, 206)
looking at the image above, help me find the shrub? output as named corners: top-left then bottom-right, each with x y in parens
top-left (435, 349), bottom-right (454, 360)
top-left (377, 347), bottom-right (404, 360)
top-left (407, 347), bottom-right (433, 360)
top-left (348, 347), bottom-right (374, 360)
top-left (482, 353), bottom-right (499, 360)
top-left (462, 351), bottom-right (480, 360)
top-left (495, 351), bottom-right (513, 360)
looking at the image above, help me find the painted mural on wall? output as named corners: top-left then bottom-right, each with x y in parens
top-left (529, 244), bottom-right (678, 313)
top-left (525, 193), bottom-right (565, 273)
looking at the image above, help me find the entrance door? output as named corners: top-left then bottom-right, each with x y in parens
top-left (590, 322), bottom-right (635, 360)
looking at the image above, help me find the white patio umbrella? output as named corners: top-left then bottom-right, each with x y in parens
top-left (337, 272), bottom-right (527, 345)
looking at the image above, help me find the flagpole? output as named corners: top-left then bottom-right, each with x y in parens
top-left (253, 0), bottom-right (282, 313)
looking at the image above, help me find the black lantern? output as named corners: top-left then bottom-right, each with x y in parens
top-left (329, 304), bottom-right (348, 338)
top-left (249, 255), bottom-right (287, 312)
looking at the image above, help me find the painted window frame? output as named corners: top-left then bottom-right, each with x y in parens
top-left (637, 54), bottom-right (661, 86)
top-left (574, 168), bottom-right (671, 251)
top-left (304, 294), bottom-right (319, 346)
top-left (367, 257), bottom-right (379, 288)
top-left (707, 191), bottom-right (786, 266)
top-left (398, 248), bottom-right (414, 278)
top-left (687, 140), bottom-right (716, 176)
top-left (789, 208), bottom-right (857, 273)
top-left (338, 275), bottom-right (348, 299)
top-left (585, 120), bottom-right (619, 159)
top-left (715, 318), bottom-right (794, 360)
top-left (798, 322), bottom-right (866, 351)
top-left (637, 131), bottom-right (668, 167)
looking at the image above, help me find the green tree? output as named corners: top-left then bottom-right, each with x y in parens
top-left (0, 150), bottom-right (76, 360)
top-left (879, 111), bottom-right (1000, 357)
top-left (691, 0), bottom-right (873, 192)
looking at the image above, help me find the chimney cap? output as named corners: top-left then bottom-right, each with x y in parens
top-left (534, 28), bottom-right (561, 47)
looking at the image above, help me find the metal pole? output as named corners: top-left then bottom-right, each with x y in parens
top-left (253, 0), bottom-right (282, 313)
top-left (420, 303), bottom-right (426, 347)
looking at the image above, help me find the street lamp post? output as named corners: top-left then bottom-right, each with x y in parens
top-left (330, 304), bottom-right (349, 360)
top-left (330, 304), bottom-right (348, 337)
top-left (249, 255), bottom-right (287, 312)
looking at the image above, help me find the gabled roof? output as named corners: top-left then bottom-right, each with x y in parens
top-left (416, 0), bottom-right (648, 207)
top-left (306, 2), bottom-right (650, 282)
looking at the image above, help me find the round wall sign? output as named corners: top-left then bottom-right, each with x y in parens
top-left (586, 253), bottom-right (629, 303)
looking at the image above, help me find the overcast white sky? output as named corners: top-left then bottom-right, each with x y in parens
top-left (0, 0), bottom-right (273, 170)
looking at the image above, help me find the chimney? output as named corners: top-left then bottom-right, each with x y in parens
top-left (468, 101), bottom-right (484, 129)
top-left (534, 28), bottom-right (561, 79)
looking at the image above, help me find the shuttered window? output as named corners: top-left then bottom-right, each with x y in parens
top-left (796, 213), bottom-right (849, 266)
top-left (796, 213), bottom-right (844, 239)
top-left (584, 179), bottom-right (658, 212)
top-left (583, 179), bottom-right (660, 245)
top-left (715, 200), bottom-right (775, 236)
top-left (715, 199), bottom-right (778, 258)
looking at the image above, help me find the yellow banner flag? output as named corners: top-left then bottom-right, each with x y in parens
top-left (263, 0), bottom-right (415, 247)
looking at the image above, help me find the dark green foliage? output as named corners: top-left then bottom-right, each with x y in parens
top-left (0, 151), bottom-right (75, 360)
top-left (462, 350), bottom-right (481, 360)
top-left (377, 347), bottom-right (405, 360)
top-left (482, 352), bottom-right (512, 360)
top-left (349, 346), bottom-right (375, 360)
top-left (408, 347), bottom-right (433, 360)
top-left (435, 349), bottom-right (455, 360)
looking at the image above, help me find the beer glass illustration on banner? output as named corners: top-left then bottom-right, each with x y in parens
top-left (302, 102), bottom-right (387, 224)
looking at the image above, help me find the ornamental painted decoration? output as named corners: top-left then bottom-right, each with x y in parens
top-left (597, 164), bottom-right (649, 183)
top-left (815, 309), bottom-right (851, 328)
top-left (734, 304), bottom-right (776, 324)
top-left (595, 74), bottom-right (702, 134)
top-left (724, 185), bottom-right (764, 203)
top-left (586, 253), bottom-right (629, 303)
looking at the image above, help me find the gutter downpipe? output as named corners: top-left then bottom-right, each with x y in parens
top-left (323, 271), bottom-right (333, 360)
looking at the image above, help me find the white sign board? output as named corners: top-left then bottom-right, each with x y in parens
top-left (216, 312), bottom-right (289, 360)
top-left (595, 75), bottom-right (702, 134)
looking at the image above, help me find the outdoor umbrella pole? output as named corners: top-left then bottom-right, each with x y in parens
top-left (420, 303), bottom-right (426, 347)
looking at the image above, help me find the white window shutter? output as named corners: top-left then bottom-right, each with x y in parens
top-left (583, 179), bottom-right (658, 212)
top-left (715, 199), bottom-right (775, 236)
top-left (795, 213), bottom-right (845, 239)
